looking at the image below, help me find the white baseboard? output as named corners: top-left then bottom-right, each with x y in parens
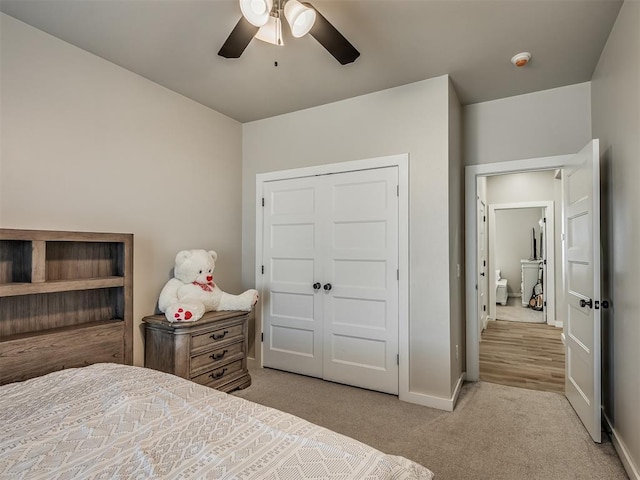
top-left (400, 372), bottom-right (466, 412)
top-left (604, 413), bottom-right (640, 480)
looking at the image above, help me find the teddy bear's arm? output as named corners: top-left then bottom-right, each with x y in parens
top-left (158, 278), bottom-right (183, 313)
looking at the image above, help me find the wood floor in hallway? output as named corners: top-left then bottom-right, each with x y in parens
top-left (480, 319), bottom-right (565, 393)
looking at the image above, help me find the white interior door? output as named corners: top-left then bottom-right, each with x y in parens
top-left (262, 176), bottom-right (324, 378)
top-left (563, 139), bottom-right (601, 443)
top-left (323, 168), bottom-right (399, 394)
top-left (262, 167), bottom-right (399, 394)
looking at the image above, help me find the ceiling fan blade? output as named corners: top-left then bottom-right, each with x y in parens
top-left (218, 16), bottom-right (259, 59)
top-left (303, 2), bottom-right (360, 65)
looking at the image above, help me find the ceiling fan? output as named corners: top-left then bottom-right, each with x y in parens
top-left (218, 0), bottom-right (360, 65)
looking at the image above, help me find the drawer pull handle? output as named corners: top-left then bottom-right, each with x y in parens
top-left (210, 349), bottom-right (228, 360)
top-left (210, 330), bottom-right (229, 340)
top-left (209, 368), bottom-right (227, 380)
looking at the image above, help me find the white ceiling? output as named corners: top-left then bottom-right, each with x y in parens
top-left (0, 0), bottom-right (623, 123)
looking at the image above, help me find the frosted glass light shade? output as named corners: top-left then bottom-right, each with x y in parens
top-left (239, 0), bottom-right (273, 27)
top-left (284, 0), bottom-right (316, 37)
top-left (255, 16), bottom-right (284, 46)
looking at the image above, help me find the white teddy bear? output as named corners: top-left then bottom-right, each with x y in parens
top-left (158, 249), bottom-right (258, 322)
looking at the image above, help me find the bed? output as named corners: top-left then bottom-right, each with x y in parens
top-left (0, 229), bottom-right (433, 478)
top-left (0, 363), bottom-right (434, 479)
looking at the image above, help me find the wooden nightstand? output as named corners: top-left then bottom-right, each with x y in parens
top-left (143, 310), bottom-right (251, 393)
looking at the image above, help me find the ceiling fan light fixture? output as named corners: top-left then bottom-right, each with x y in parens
top-left (255, 15), bottom-right (284, 45)
top-left (284, 0), bottom-right (316, 37)
top-left (239, 0), bottom-right (273, 27)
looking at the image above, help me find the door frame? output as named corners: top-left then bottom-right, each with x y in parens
top-left (465, 153), bottom-right (573, 381)
top-left (255, 153), bottom-right (410, 395)
top-left (487, 201), bottom-right (556, 327)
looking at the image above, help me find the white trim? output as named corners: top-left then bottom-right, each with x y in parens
top-left (255, 154), bottom-right (411, 399)
top-left (488, 201), bottom-right (555, 326)
top-left (400, 372), bottom-right (466, 412)
top-left (604, 413), bottom-right (640, 480)
top-left (465, 154), bottom-right (574, 381)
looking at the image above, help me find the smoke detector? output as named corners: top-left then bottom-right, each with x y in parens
top-left (511, 52), bottom-right (532, 67)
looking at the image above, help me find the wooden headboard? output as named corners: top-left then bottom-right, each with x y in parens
top-left (0, 229), bottom-right (133, 385)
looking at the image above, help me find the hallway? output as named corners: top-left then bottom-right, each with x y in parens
top-left (480, 319), bottom-right (565, 393)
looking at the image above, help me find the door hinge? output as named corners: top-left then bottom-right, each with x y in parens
top-left (262, 197), bottom-right (265, 207)
top-left (544, 301), bottom-right (547, 307)
top-left (543, 217), bottom-right (547, 223)
top-left (261, 332), bottom-right (264, 342)
top-left (543, 259), bottom-right (547, 265)
top-left (396, 354), bottom-right (399, 365)
top-left (483, 215), bottom-right (486, 222)
top-left (261, 265), bottom-right (264, 274)
top-left (483, 305), bottom-right (486, 312)
top-left (397, 185), bottom-right (399, 197)
top-left (397, 269), bottom-right (399, 280)
top-left (483, 260), bottom-right (486, 267)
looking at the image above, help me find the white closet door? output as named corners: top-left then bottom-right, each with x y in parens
top-left (262, 166), bottom-right (399, 394)
top-left (262, 176), bottom-right (325, 377)
top-left (322, 167), bottom-right (399, 394)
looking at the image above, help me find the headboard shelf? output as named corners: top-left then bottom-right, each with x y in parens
top-left (0, 319), bottom-right (124, 343)
top-left (0, 229), bottom-right (133, 384)
top-left (0, 276), bottom-right (125, 296)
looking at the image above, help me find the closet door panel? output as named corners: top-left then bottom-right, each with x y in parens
top-left (262, 177), bottom-right (325, 377)
top-left (323, 167), bottom-right (399, 395)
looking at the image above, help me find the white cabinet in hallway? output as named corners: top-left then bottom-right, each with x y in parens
top-left (521, 259), bottom-right (543, 306)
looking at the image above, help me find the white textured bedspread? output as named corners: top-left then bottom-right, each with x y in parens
top-left (0, 364), bottom-right (434, 479)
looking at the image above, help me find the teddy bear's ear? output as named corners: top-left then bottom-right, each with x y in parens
top-left (175, 250), bottom-right (192, 265)
top-left (208, 250), bottom-right (218, 262)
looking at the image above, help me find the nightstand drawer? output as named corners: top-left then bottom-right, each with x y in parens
top-left (191, 323), bottom-right (244, 351)
top-left (192, 359), bottom-right (243, 388)
top-left (190, 340), bottom-right (244, 375)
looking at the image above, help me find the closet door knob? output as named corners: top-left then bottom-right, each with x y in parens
top-left (323, 283), bottom-right (332, 291)
top-left (313, 282), bottom-right (321, 290)
top-left (580, 298), bottom-right (593, 308)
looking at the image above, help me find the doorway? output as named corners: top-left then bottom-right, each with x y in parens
top-left (488, 201), bottom-right (556, 327)
top-left (465, 153), bottom-right (574, 381)
top-left (480, 178), bottom-right (562, 393)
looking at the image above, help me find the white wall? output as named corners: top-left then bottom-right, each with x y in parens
top-left (486, 171), bottom-right (556, 204)
top-left (465, 82), bottom-right (592, 166)
top-left (243, 75), bottom-right (461, 403)
top-left (591, 1), bottom-right (640, 476)
top-left (0, 14), bottom-right (244, 366)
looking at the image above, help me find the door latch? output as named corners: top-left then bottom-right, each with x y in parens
top-left (579, 298), bottom-right (593, 309)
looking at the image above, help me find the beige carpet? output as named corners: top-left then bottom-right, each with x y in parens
top-left (234, 365), bottom-right (627, 480)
